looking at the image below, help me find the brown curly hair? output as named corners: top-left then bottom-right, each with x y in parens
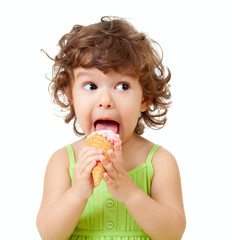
top-left (47, 16), bottom-right (171, 136)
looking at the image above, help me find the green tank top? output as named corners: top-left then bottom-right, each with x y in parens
top-left (66, 144), bottom-right (161, 240)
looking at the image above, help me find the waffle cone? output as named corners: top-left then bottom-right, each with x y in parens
top-left (86, 133), bottom-right (114, 186)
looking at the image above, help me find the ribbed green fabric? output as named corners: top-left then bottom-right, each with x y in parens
top-left (65, 144), bottom-right (161, 240)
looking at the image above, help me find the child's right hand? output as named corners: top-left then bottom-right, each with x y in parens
top-left (71, 146), bottom-right (104, 200)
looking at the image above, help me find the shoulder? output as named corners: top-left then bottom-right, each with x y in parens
top-left (48, 146), bottom-right (70, 169)
top-left (43, 147), bottom-right (71, 185)
top-left (151, 147), bottom-right (181, 185)
top-left (152, 147), bottom-right (178, 171)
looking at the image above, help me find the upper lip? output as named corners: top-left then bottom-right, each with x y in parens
top-left (94, 118), bottom-right (119, 124)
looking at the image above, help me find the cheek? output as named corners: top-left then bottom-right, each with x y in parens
top-left (73, 96), bottom-right (92, 129)
top-left (119, 98), bottom-right (141, 125)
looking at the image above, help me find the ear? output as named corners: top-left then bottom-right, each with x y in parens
top-left (140, 95), bottom-right (152, 112)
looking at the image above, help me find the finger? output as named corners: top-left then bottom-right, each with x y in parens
top-left (81, 159), bottom-right (97, 178)
top-left (77, 147), bottom-right (103, 166)
top-left (101, 157), bottom-right (118, 179)
top-left (107, 150), bottom-right (119, 170)
top-left (78, 146), bottom-right (94, 157)
top-left (73, 159), bottom-right (94, 181)
top-left (103, 172), bottom-right (115, 187)
top-left (77, 154), bottom-right (104, 174)
top-left (114, 143), bottom-right (124, 165)
top-left (79, 147), bottom-right (103, 160)
top-left (107, 149), bottom-right (122, 171)
top-left (114, 142), bottom-right (121, 151)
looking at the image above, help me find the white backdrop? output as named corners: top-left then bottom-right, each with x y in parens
top-left (1, 0), bottom-right (231, 239)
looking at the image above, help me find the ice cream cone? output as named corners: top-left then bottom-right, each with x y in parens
top-left (85, 131), bottom-right (117, 186)
top-left (91, 162), bottom-right (105, 187)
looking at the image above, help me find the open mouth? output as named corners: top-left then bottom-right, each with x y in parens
top-left (94, 120), bottom-right (119, 134)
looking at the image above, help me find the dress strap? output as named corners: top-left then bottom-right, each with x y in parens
top-left (65, 144), bottom-right (76, 184)
top-left (146, 144), bottom-right (161, 165)
top-left (145, 144), bottom-right (161, 178)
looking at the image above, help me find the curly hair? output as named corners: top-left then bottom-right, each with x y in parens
top-left (47, 16), bottom-right (171, 136)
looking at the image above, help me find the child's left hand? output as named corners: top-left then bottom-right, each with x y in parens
top-left (101, 143), bottom-right (138, 203)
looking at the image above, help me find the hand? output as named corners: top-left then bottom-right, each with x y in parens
top-left (71, 146), bottom-right (104, 200)
top-left (102, 143), bottom-right (138, 203)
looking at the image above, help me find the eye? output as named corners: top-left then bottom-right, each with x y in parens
top-left (116, 83), bottom-right (129, 91)
top-left (83, 83), bottom-right (97, 91)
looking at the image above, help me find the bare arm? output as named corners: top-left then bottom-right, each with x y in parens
top-left (36, 146), bottom-right (102, 240)
top-left (124, 148), bottom-right (186, 239)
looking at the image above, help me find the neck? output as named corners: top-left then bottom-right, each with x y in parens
top-left (121, 132), bottom-right (145, 154)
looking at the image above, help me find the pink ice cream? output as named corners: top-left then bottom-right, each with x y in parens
top-left (88, 130), bottom-right (121, 145)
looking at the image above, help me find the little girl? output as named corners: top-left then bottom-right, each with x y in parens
top-left (37, 16), bottom-right (186, 240)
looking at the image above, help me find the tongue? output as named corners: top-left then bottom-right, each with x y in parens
top-left (95, 120), bottom-right (119, 134)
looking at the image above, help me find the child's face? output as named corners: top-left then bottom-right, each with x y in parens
top-left (71, 67), bottom-right (149, 142)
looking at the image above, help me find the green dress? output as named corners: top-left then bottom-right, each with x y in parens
top-left (65, 144), bottom-right (161, 240)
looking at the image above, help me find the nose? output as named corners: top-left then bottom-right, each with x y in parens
top-left (97, 89), bottom-right (115, 109)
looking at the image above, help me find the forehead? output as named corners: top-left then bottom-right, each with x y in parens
top-left (73, 67), bottom-right (102, 79)
top-left (73, 67), bottom-right (138, 81)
